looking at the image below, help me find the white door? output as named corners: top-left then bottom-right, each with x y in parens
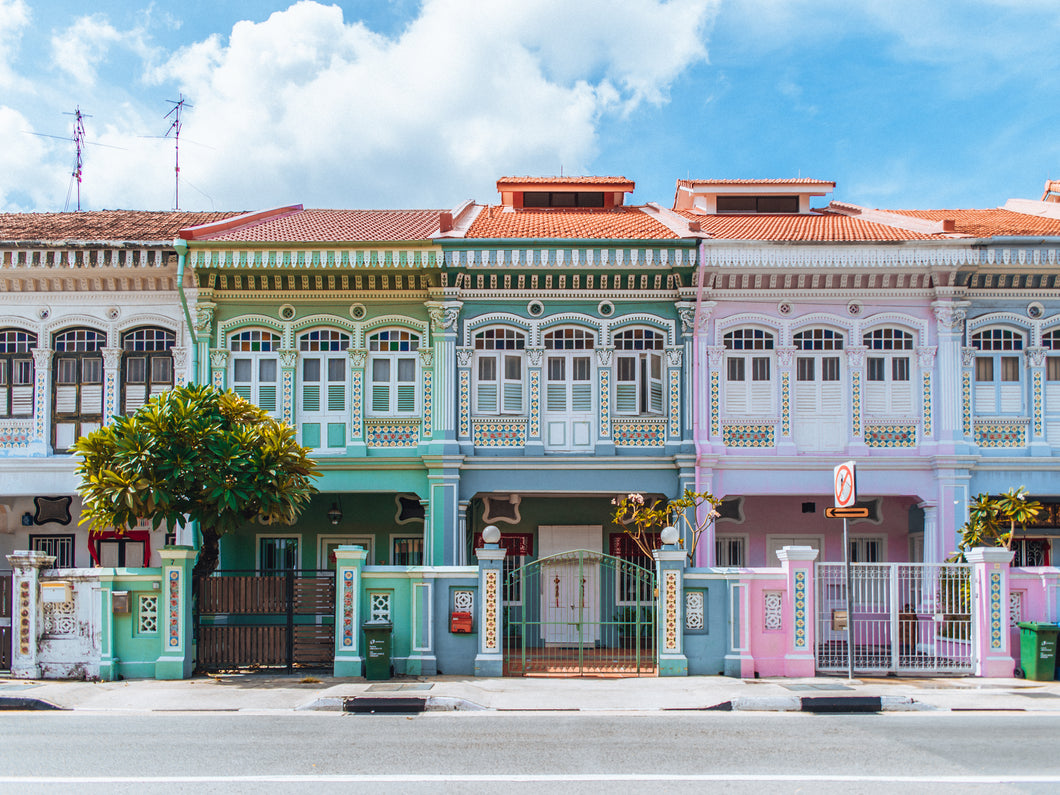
top-left (543, 353), bottom-right (595, 452)
top-left (538, 526), bottom-right (602, 645)
top-left (794, 355), bottom-right (845, 451)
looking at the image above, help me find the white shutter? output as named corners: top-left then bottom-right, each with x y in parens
top-left (820, 383), bottom-right (843, 415)
top-left (724, 380), bottom-right (748, 414)
top-left (749, 381), bottom-right (772, 415)
top-left (502, 382), bottom-right (522, 414)
top-left (124, 384), bottom-right (148, 413)
top-left (477, 383), bottom-right (498, 414)
top-left (80, 384), bottom-right (103, 414)
top-left (1046, 383), bottom-right (1060, 413)
top-left (999, 384), bottom-right (1021, 414)
top-left (396, 384), bottom-right (415, 413)
top-left (571, 383), bottom-right (592, 413)
top-left (648, 353), bottom-right (663, 414)
top-left (258, 385), bottom-right (277, 412)
top-left (546, 383), bottom-right (567, 411)
top-left (864, 382), bottom-right (887, 415)
top-left (327, 382), bottom-right (345, 413)
top-left (0, 389), bottom-right (7, 415)
top-left (974, 384), bottom-right (996, 414)
top-left (12, 385), bottom-right (32, 415)
top-left (302, 383), bottom-right (320, 413)
top-left (371, 384), bottom-right (390, 412)
top-left (794, 383), bottom-right (817, 413)
top-left (890, 382), bottom-right (913, 414)
top-left (233, 385), bottom-right (251, 401)
top-left (55, 384), bottom-right (77, 413)
top-left (615, 354), bottom-right (638, 415)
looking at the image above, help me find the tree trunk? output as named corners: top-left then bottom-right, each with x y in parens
top-left (192, 525), bottom-right (221, 583)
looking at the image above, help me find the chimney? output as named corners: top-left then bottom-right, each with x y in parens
top-left (439, 212), bottom-right (453, 233)
top-left (941, 219), bottom-right (956, 232)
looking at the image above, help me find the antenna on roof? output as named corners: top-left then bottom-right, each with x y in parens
top-left (24, 107), bottom-right (126, 212)
top-left (163, 95), bottom-right (192, 210)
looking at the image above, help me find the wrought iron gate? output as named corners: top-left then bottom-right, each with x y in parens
top-left (503, 550), bottom-right (657, 677)
top-left (0, 572), bottom-right (11, 671)
top-left (195, 570), bottom-right (335, 672)
top-left (815, 563), bottom-right (975, 675)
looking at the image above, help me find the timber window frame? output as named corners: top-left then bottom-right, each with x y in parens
top-left (297, 329), bottom-right (350, 452)
top-left (368, 328), bottom-right (420, 417)
top-left (121, 327), bottom-right (175, 415)
top-left (52, 327), bottom-right (106, 453)
top-left (972, 327), bottom-right (1024, 416)
top-left (863, 327), bottom-right (913, 417)
top-left (723, 328), bottom-right (775, 415)
top-left (613, 328), bottom-right (664, 417)
top-left (0, 329), bottom-right (36, 419)
top-left (229, 329), bottom-right (281, 416)
top-left (473, 327), bottom-right (525, 416)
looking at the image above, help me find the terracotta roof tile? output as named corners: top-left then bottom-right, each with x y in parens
top-left (887, 209), bottom-right (1060, 238)
top-left (466, 206), bottom-right (678, 240)
top-left (677, 178), bottom-right (835, 187)
top-left (0, 211), bottom-right (241, 242)
top-left (671, 210), bottom-right (940, 241)
top-left (497, 176), bottom-right (633, 187)
top-left (196, 209), bottom-right (443, 242)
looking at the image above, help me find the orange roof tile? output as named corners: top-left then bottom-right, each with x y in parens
top-left (887, 209), bottom-right (1060, 238)
top-left (466, 206), bottom-right (678, 240)
top-left (0, 211), bottom-right (241, 242)
top-left (677, 178), bottom-right (835, 187)
top-left (497, 176), bottom-right (633, 187)
top-left (192, 209), bottom-right (444, 243)
top-left (671, 210), bottom-right (941, 241)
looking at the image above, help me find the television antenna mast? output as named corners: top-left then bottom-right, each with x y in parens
top-left (163, 95), bottom-right (192, 210)
top-left (25, 107), bottom-right (125, 211)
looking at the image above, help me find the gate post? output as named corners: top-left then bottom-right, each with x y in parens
top-left (6, 551), bottom-right (56, 679)
top-left (474, 526), bottom-right (505, 677)
top-left (966, 547), bottom-right (1015, 677)
top-left (777, 546), bottom-right (819, 677)
top-left (156, 546), bottom-right (196, 680)
top-left (333, 545), bottom-right (368, 677)
top-left (654, 528), bottom-right (688, 676)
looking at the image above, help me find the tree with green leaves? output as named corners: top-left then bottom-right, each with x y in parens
top-left (74, 384), bottom-right (319, 581)
top-left (951, 486), bottom-right (1043, 561)
top-left (610, 489), bottom-right (722, 563)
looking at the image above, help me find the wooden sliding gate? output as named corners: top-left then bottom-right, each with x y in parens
top-left (196, 570), bottom-right (335, 672)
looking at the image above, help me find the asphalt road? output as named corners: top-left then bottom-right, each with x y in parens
top-left (1, 711), bottom-right (1058, 793)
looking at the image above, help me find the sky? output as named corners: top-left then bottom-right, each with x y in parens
top-left (1, 0), bottom-right (1058, 215)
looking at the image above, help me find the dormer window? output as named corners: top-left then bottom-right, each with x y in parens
top-left (716, 195), bottom-right (799, 214)
top-left (523, 192), bottom-right (606, 208)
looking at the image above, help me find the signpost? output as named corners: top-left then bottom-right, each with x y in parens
top-left (832, 461), bottom-right (857, 680)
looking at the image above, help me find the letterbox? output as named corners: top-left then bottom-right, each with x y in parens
top-left (450, 611), bottom-right (473, 633)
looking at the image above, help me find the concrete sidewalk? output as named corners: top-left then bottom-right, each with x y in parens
top-left (3, 673), bottom-right (1060, 713)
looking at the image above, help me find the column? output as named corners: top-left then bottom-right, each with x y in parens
top-left (525, 348), bottom-right (544, 454)
top-left (6, 551), bottom-right (55, 679)
top-left (1027, 348), bottom-right (1049, 454)
top-left (192, 302), bottom-right (216, 385)
top-left (456, 347), bottom-right (473, 454)
top-left (333, 545), bottom-right (368, 677)
top-left (665, 346), bottom-right (683, 454)
top-left (706, 346), bottom-right (724, 451)
top-left (348, 348), bottom-right (367, 455)
top-left (654, 531), bottom-right (688, 676)
top-left (776, 545), bottom-right (819, 677)
top-left (418, 347), bottom-right (435, 445)
top-left (933, 301), bottom-right (969, 451)
top-left (596, 347), bottom-right (615, 455)
top-left (474, 527), bottom-right (506, 677)
top-left (208, 348), bottom-right (228, 391)
top-left (966, 547), bottom-right (1015, 677)
top-left (917, 346), bottom-right (937, 446)
top-left (102, 347), bottom-right (122, 424)
top-left (30, 348), bottom-right (51, 454)
top-left (425, 301), bottom-right (462, 455)
top-left (776, 347), bottom-right (796, 453)
top-left (424, 460), bottom-right (462, 566)
top-left (278, 349), bottom-right (297, 426)
top-left (846, 345), bottom-right (867, 451)
top-left (155, 546), bottom-right (195, 680)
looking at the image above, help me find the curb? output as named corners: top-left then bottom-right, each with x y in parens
top-left (302, 695), bottom-right (486, 713)
top-left (0, 696), bottom-right (64, 711)
top-left (721, 695), bottom-right (921, 713)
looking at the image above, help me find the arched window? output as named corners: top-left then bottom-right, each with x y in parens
top-left (473, 327), bottom-right (525, 415)
top-left (53, 328), bottom-right (106, 451)
top-left (972, 328), bottom-right (1024, 415)
top-left (723, 328), bottom-right (774, 415)
top-left (122, 326), bottom-right (175, 413)
top-left (298, 329), bottom-right (350, 451)
top-left (863, 328), bottom-right (913, 416)
top-left (614, 328), bottom-right (664, 416)
top-left (229, 329), bottom-right (280, 415)
top-left (543, 328), bottom-right (595, 452)
top-left (792, 328), bottom-right (845, 451)
top-left (0, 329), bottom-right (36, 419)
top-left (368, 329), bottom-right (419, 415)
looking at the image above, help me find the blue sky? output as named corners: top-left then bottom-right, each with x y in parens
top-left (1, 0), bottom-right (1058, 214)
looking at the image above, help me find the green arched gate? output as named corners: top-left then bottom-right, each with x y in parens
top-left (503, 549), bottom-right (657, 676)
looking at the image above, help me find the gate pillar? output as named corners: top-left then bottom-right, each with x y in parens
top-left (156, 546), bottom-right (195, 680)
top-left (6, 551), bottom-right (56, 679)
top-left (474, 527), bottom-right (505, 677)
top-left (333, 545), bottom-right (368, 677)
top-left (966, 547), bottom-right (1015, 677)
top-left (777, 546), bottom-right (818, 677)
top-left (654, 532), bottom-right (688, 676)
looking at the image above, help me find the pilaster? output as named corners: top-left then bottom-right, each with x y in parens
top-left (6, 551), bottom-right (56, 679)
top-left (333, 545), bottom-right (368, 677)
top-left (474, 540), bottom-right (506, 677)
top-left (525, 348), bottom-right (544, 454)
top-left (846, 345), bottom-right (867, 453)
top-left (102, 347), bottom-right (122, 424)
top-left (966, 547), bottom-right (1015, 678)
top-left (155, 546), bottom-right (196, 680)
top-left (932, 301), bottom-right (969, 451)
top-left (653, 545), bottom-right (688, 676)
top-left (776, 347), bottom-right (796, 453)
top-left (30, 348), bottom-right (52, 453)
top-left (1026, 347), bottom-right (1050, 454)
top-left (425, 300), bottom-right (462, 455)
top-left (347, 348), bottom-right (367, 456)
top-left (776, 545), bottom-right (818, 677)
top-left (596, 346), bottom-right (615, 455)
top-left (278, 349), bottom-right (297, 426)
top-left (208, 348), bottom-right (228, 391)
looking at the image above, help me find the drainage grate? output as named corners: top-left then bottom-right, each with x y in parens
top-left (343, 696), bottom-right (426, 714)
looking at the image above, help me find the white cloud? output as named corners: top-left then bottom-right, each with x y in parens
top-left (0, 0), bottom-right (30, 88)
top-left (51, 13), bottom-right (157, 87)
top-left (112, 0), bottom-right (717, 210)
top-left (0, 106), bottom-right (68, 210)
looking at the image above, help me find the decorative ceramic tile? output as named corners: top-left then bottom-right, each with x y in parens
top-left (365, 420), bottom-right (420, 447)
top-left (722, 423), bottom-right (775, 447)
top-left (922, 372), bottom-right (932, 437)
top-left (0, 422), bottom-right (32, 448)
top-left (612, 420), bottom-right (667, 447)
top-left (351, 370), bottom-right (363, 436)
top-left (459, 370), bottom-right (470, 438)
top-left (341, 569), bottom-right (356, 648)
top-left (669, 368), bottom-right (681, 439)
top-left (664, 570), bottom-right (679, 652)
top-left (961, 372), bottom-right (971, 436)
top-left (472, 421), bottom-right (527, 447)
top-left (529, 371), bottom-right (540, 439)
top-left (975, 422), bottom-right (1027, 448)
top-left (599, 370), bottom-right (610, 438)
top-left (851, 370), bottom-right (861, 437)
top-left (864, 424), bottom-right (917, 448)
top-left (1034, 371), bottom-right (1043, 437)
top-left (989, 571), bottom-right (1002, 651)
top-left (782, 372), bottom-right (791, 436)
top-left (282, 369), bottom-right (294, 424)
top-left (168, 568), bottom-right (181, 649)
top-left (793, 570), bottom-right (807, 650)
top-left (484, 570), bottom-right (500, 653)
top-left (422, 370), bottom-right (433, 439)
top-left (710, 370), bottom-right (720, 437)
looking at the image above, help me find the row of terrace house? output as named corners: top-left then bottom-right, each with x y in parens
top-left (3, 176), bottom-right (1060, 679)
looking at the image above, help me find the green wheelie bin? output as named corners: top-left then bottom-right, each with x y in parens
top-left (1016, 622), bottom-right (1059, 681)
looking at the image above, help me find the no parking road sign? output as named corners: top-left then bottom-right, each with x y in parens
top-left (833, 460), bottom-right (856, 508)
